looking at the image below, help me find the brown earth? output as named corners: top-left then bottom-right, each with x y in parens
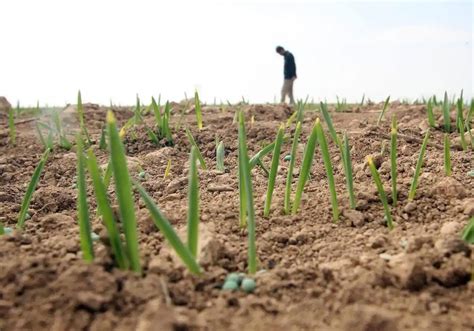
top-left (0, 102), bottom-right (473, 331)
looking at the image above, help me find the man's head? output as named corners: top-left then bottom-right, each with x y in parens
top-left (276, 46), bottom-right (285, 55)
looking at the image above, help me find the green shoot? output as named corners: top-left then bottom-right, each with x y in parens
top-left (99, 126), bottom-right (107, 150)
top-left (442, 91), bottom-right (451, 132)
top-left (76, 135), bottom-right (94, 262)
top-left (17, 149), bottom-right (50, 229)
top-left (216, 141), bottom-right (225, 172)
top-left (8, 107), bottom-right (16, 146)
top-left (263, 124), bottom-right (285, 217)
top-left (376, 96), bottom-right (391, 126)
top-left (315, 119), bottom-right (339, 222)
top-left (238, 111), bottom-right (257, 274)
top-left (0, 221), bottom-right (4, 235)
top-left (292, 120), bottom-right (319, 214)
top-left (426, 98), bottom-right (435, 127)
top-left (284, 121), bottom-right (302, 214)
top-left (286, 110), bottom-right (298, 128)
top-left (164, 159), bottom-right (171, 179)
top-left (77, 91), bottom-right (92, 144)
top-left (249, 141), bottom-right (277, 169)
top-left (390, 116), bottom-right (398, 206)
top-left (320, 102), bottom-right (340, 146)
top-left (151, 96), bottom-right (162, 132)
top-left (360, 93), bottom-right (365, 107)
top-left (238, 146), bottom-right (247, 228)
top-left (444, 133), bottom-right (451, 176)
top-left (457, 97), bottom-right (467, 151)
top-left (134, 95), bottom-right (143, 124)
top-left (107, 110), bottom-right (141, 274)
top-left (195, 91), bottom-right (203, 130)
top-left (408, 130), bottom-right (430, 201)
top-left (367, 156), bottom-right (394, 230)
top-left (86, 149), bottom-right (128, 269)
top-left (187, 146), bottom-right (200, 258)
top-left (134, 181), bottom-right (201, 274)
top-left (342, 133), bottom-right (356, 209)
top-left (461, 217), bottom-right (474, 244)
top-left (184, 127), bottom-right (207, 170)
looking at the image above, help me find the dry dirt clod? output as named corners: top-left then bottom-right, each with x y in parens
top-left (439, 221), bottom-right (460, 236)
top-left (388, 254), bottom-right (427, 291)
top-left (461, 198), bottom-right (474, 217)
top-left (339, 304), bottom-right (399, 331)
top-left (434, 237), bottom-right (470, 257)
top-left (342, 209), bottom-right (365, 227)
top-left (403, 202), bottom-right (417, 213)
top-left (429, 177), bottom-right (467, 199)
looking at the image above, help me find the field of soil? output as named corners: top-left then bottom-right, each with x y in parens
top-left (0, 101), bottom-right (473, 331)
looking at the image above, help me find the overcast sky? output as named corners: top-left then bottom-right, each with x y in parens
top-left (1, 0), bottom-right (472, 106)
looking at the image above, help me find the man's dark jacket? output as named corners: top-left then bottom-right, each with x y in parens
top-left (284, 51), bottom-right (297, 79)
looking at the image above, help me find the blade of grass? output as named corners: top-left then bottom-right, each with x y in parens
top-left (343, 133), bottom-right (356, 209)
top-left (164, 159), bottom-right (171, 179)
top-left (426, 98), bottom-right (435, 127)
top-left (77, 91), bottom-right (92, 144)
top-left (17, 149), bottom-right (50, 229)
top-left (216, 141), bottom-right (225, 172)
top-left (134, 181), bottom-right (202, 274)
top-left (367, 156), bottom-right (394, 230)
top-left (238, 111), bottom-right (257, 274)
top-left (320, 102), bottom-right (341, 147)
top-left (107, 110), bottom-right (141, 274)
top-left (263, 124), bottom-right (285, 217)
top-left (442, 91), bottom-right (451, 132)
top-left (187, 146), bottom-right (200, 258)
top-left (99, 126), bottom-right (107, 150)
top-left (151, 96), bottom-right (162, 133)
top-left (8, 107), bottom-right (16, 146)
top-left (457, 97), bottom-right (467, 151)
top-left (284, 121), bottom-right (302, 214)
top-left (184, 127), bottom-right (207, 169)
top-left (194, 91), bottom-right (203, 130)
top-left (76, 135), bottom-right (94, 262)
top-left (461, 217), bottom-right (474, 244)
top-left (86, 149), bottom-right (128, 269)
top-left (292, 120), bottom-right (319, 214)
top-left (376, 96), bottom-right (391, 126)
top-left (315, 119), bottom-right (339, 222)
top-left (408, 130), bottom-right (430, 201)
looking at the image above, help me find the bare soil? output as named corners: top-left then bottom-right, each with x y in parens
top-left (0, 102), bottom-right (473, 331)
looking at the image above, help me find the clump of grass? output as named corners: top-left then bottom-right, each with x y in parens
top-left (86, 149), bottom-right (128, 269)
top-left (390, 116), bottom-right (398, 207)
top-left (187, 146), bottom-right (200, 258)
top-left (52, 109), bottom-right (72, 150)
top-left (17, 149), bottom-right (50, 229)
top-left (315, 119), bottom-right (339, 222)
top-left (263, 124), bottom-right (285, 217)
top-left (151, 97), bottom-right (173, 144)
top-left (8, 107), bottom-right (16, 146)
top-left (367, 156), bottom-right (394, 230)
top-left (76, 135), bottom-right (94, 262)
top-left (195, 91), bottom-right (203, 130)
top-left (77, 91), bottom-right (92, 144)
top-left (238, 111), bottom-right (257, 274)
top-left (442, 91), bottom-right (451, 132)
top-left (426, 97), bottom-right (435, 128)
top-left (408, 130), bottom-right (430, 201)
top-left (292, 120), bottom-right (319, 214)
top-left (107, 110), bottom-right (141, 274)
top-left (184, 127), bottom-right (207, 170)
top-left (376, 96), bottom-right (391, 126)
top-left (284, 121), bottom-right (302, 214)
top-left (444, 133), bottom-right (451, 176)
top-left (216, 141), bottom-right (225, 172)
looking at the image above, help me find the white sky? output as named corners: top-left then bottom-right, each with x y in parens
top-left (1, 0), bottom-right (472, 106)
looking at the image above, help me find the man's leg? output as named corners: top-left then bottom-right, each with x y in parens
top-left (288, 78), bottom-right (295, 105)
top-left (280, 80), bottom-right (288, 103)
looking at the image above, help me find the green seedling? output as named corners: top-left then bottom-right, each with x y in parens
top-left (17, 149), bottom-right (50, 229)
top-left (442, 91), bottom-right (451, 132)
top-left (376, 96), bottom-right (391, 126)
top-left (315, 119), bottom-right (339, 222)
top-left (360, 94), bottom-right (365, 107)
top-left (461, 217), bottom-right (474, 244)
top-left (238, 111), bottom-right (257, 274)
top-left (216, 141), bottom-right (225, 172)
top-left (426, 98), bottom-right (435, 127)
top-left (8, 107), bottom-right (16, 146)
top-left (284, 122), bottom-right (302, 214)
top-left (408, 130), bottom-right (430, 201)
top-left (76, 135), bottom-right (94, 262)
top-left (195, 91), bottom-right (203, 130)
top-left (263, 124), bottom-right (285, 217)
top-left (444, 133), bottom-right (451, 176)
top-left (456, 97), bottom-right (467, 151)
top-left (77, 91), bottom-right (92, 144)
top-left (86, 149), bottom-right (128, 269)
top-left (99, 126), bottom-right (107, 150)
top-left (187, 146), bottom-right (200, 258)
top-left (184, 127), bottom-right (207, 169)
top-left (107, 110), bottom-right (141, 274)
top-left (164, 159), bottom-right (171, 179)
top-left (134, 181), bottom-right (201, 274)
top-left (292, 120), bottom-right (319, 214)
top-left (367, 156), bottom-right (394, 230)
top-left (343, 133), bottom-right (356, 209)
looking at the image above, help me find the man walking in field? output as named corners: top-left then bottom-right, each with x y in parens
top-left (276, 46), bottom-right (297, 105)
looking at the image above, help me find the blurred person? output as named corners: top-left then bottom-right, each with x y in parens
top-left (276, 46), bottom-right (297, 105)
